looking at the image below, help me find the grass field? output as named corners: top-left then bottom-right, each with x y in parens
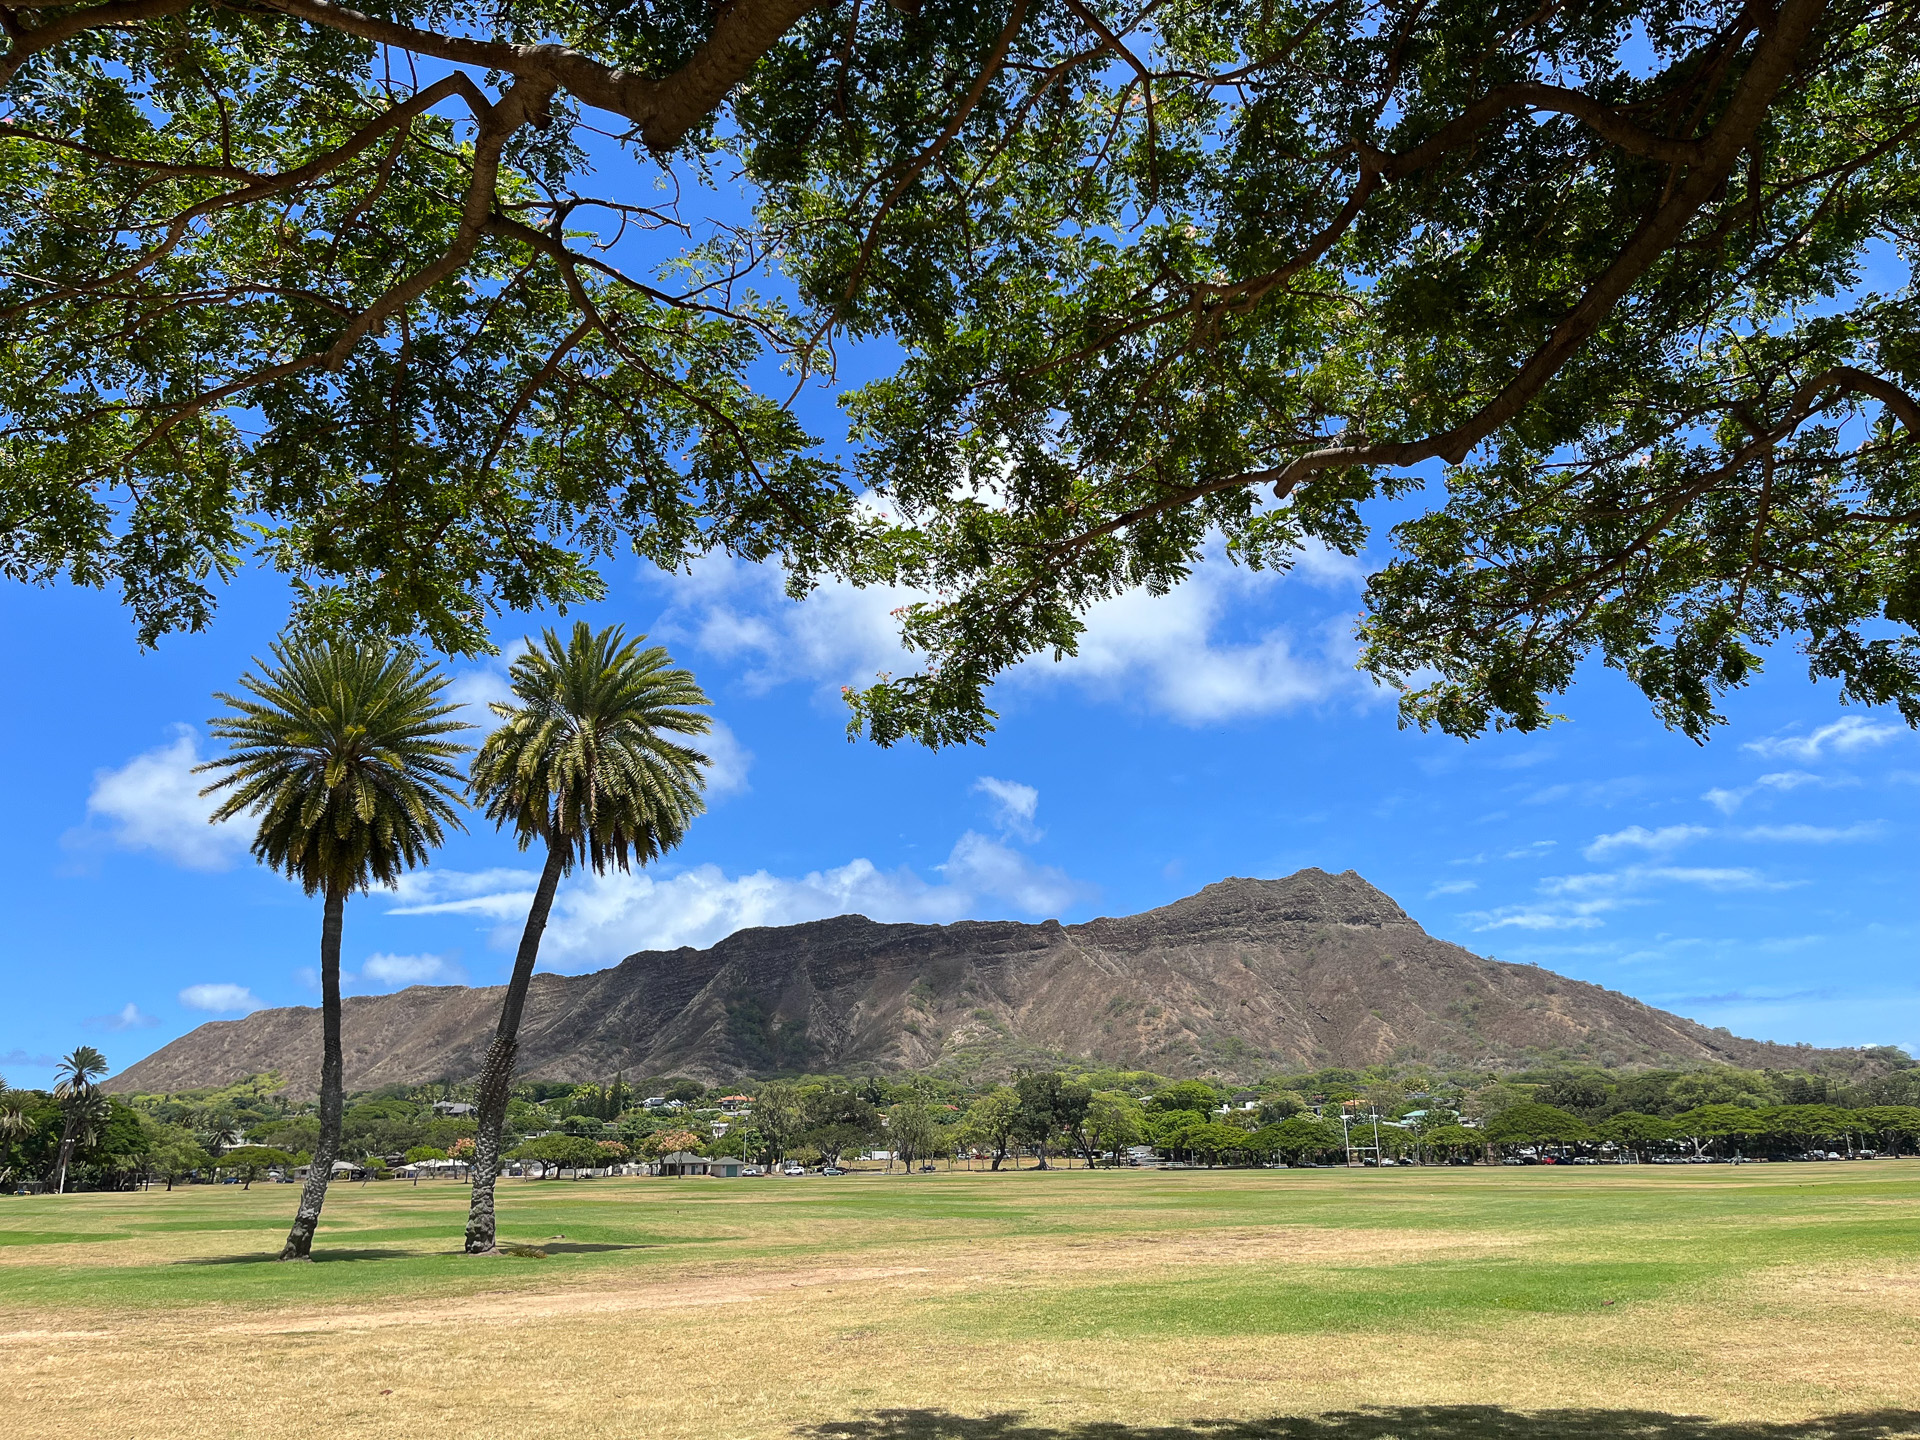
top-left (3, 1163), bottom-right (1919, 1439)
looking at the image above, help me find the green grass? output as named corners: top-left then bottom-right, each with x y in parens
top-left (6, 1164), bottom-right (1920, 1439)
top-left (3, 1162), bottom-right (1916, 1318)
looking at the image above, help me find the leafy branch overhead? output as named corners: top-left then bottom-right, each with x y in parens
top-left (2, 0), bottom-right (1916, 742)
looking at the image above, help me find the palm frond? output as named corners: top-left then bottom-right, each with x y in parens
top-left (470, 621), bottom-right (711, 874)
top-left (197, 639), bottom-right (473, 896)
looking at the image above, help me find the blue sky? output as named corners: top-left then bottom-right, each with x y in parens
top-left (3, 516), bottom-right (1915, 1089)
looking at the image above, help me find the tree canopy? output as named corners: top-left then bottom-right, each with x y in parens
top-left (1482, 1102), bottom-right (1594, 1147)
top-left (4, 0), bottom-right (1917, 747)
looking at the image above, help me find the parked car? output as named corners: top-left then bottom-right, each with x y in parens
top-left (741, 1165), bottom-right (766, 1177)
top-left (782, 1164), bottom-right (806, 1176)
top-left (919, 1163), bottom-right (937, 1173)
top-left (820, 1166), bottom-right (846, 1176)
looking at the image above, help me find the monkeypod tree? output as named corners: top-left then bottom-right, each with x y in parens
top-left (2, 0), bottom-right (1917, 745)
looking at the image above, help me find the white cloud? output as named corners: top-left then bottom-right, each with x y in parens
top-left (1503, 840), bottom-right (1556, 859)
top-left (1535, 873), bottom-right (1629, 899)
top-left (937, 831), bottom-right (1088, 914)
top-left (81, 727), bottom-right (246, 871)
top-left (180, 983), bottom-right (264, 1014)
top-left (388, 867), bottom-right (541, 909)
top-left (700, 720), bottom-right (753, 799)
top-left (1428, 879), bottom-right (1477, 897)
top-left (1704, 770), bottom-right (1846, 813)
top-left (1521, 777), bottom-right (1646, 807)
top-left (393, 832), bottom-right (1095, 973)
top-left (1583, 824), bottom-right (1710, 860)
top-left (358, 952), bottom-right (466, 988)
top-left (1541, 865), bottom-right (1782, 897)
top-left (659, 556), bottom-right (912, 694)
top-left (86, 1002), bottom-right (156, 1031)
top-left (1742, 715), bottom-right (1907, 761)
top-left (1472, 859), bottom-right (1795, 934)
top-left (1466, 908), bottom-right (1605, 932)
top-left (1028, 571), bottom-right (1367, 724)
top-left (444, 661), bottom-right (515, 732)
top-left (1738, 823), bottom-right (1882, 844)
top-left (652, 539), bottom-right (1373, 727)
top-left (1758, 770), bottom-right (1825, 792)
top-left (975, 776), bottom-right (1040, 840)
top-left (1642, 866), bottom-right (1783, 891)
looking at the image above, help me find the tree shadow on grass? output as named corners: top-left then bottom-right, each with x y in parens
top-left (804, 1409), bottom-right (1920, 1440)
top-left (176, 1249), bottom-right (422, 1265)
top-left (175, 1240), bottom-right (646, 1264)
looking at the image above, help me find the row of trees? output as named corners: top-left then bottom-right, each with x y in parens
top-left (27, 1067), bottom-right (1920, 1191)
top-left (1479, 1101), bottom-right (1920, 1161)
top-left (2, 1059), bottom-right (322, 1192)
top-left (731, 1073), bottom-right (1355, 1171)
top-left (193, 622), bottom-right (711, 1258)
top-left (1510, 1061), bottom-right (1920, 1121)
top-left (30, 1052), bottom-right (1920, 1194)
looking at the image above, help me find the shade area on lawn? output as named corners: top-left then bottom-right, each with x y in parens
top-left (2, 1165), bottom-right (1917, 1439)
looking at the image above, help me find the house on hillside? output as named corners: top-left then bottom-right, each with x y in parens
top-left (432, 1101), bottom-right (475, 1117)
top-left (652, 1152), bottom-right (742, 1178)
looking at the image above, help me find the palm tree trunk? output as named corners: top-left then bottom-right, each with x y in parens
top-left (282, 885), bottom-right (345, 1260)
top-left (465, 841), bottom-right (567, 1255)
top-left (51, 1110), bottom-right (81, 1195)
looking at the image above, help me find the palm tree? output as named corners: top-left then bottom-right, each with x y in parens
top-left (198, 639), bottom-right (469, 1259)
top-left (196, 1111), bottom-right (239, 1157)
top-left (0, 1102), bottom-right (29, 1190)
top-left (462, 622), bottom-right (709, 1253)
top-left (50, 1045), bottom-right (109, 1193)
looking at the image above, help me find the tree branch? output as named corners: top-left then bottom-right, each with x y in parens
top-left (0, 0), bottom-right (195, 84)
top-left (0, 71), bottom-right (491, 321)
top-left (245, 0), bottom-right (825, 150)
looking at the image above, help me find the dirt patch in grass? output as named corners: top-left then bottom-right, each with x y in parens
top-left (1751, 1258), bottom-right (1920, 1320)
top-left (995, 1223), bottom-right (1532, 1271)
top-left (0, 1262), bottom-right (935, 1344)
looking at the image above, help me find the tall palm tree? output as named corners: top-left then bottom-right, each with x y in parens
top-left (198, 639), bottom-right (469, 1259)
top-left (462, 622), bottom-right (709, 1254)
top-left (0, 1102), bottom-right (29, 1189)
top-left (49, 1046), bottom-right (109, 1193)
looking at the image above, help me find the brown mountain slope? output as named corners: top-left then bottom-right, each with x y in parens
top-left (110, 869), bottom-right (1856, 1097)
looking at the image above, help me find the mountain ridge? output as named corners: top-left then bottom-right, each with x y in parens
top-left (110, 869), bottom-right (1863, 1097)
